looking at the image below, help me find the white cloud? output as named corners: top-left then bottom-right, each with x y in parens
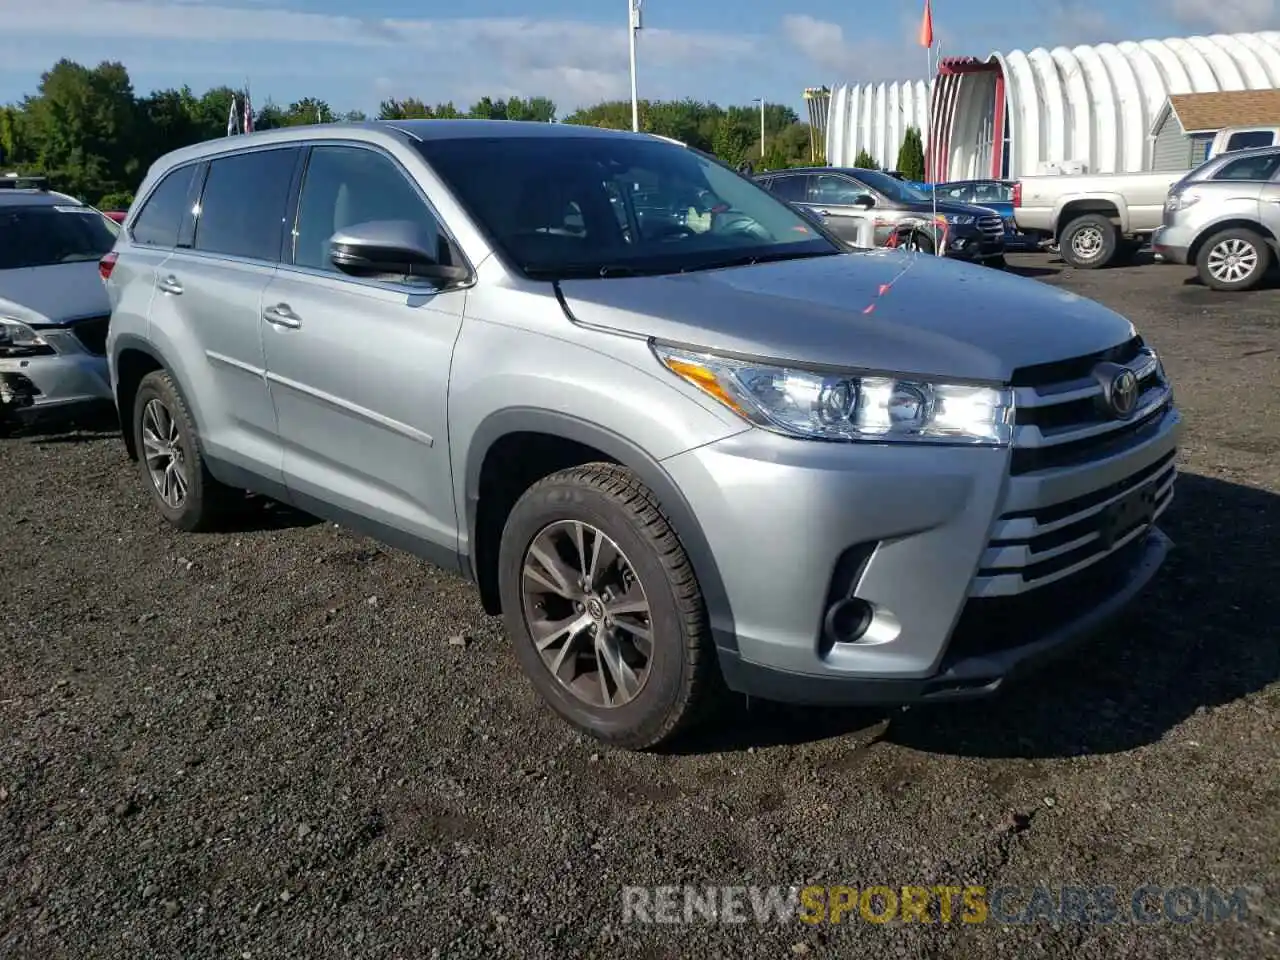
top-left (781, 14), bottom-right (931, 83)
top-left (1169, 0), bottom-right (1277, 33)
top-left (0, 0), bottom-right (760, 109)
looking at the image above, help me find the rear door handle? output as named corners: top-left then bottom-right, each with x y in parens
top-left (262, 303), bottom-right (302, 329)
top-left (156, 275), bottom-right (183, 295)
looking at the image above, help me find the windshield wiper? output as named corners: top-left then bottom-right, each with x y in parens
top-left (678, 248), bottom-right (840, 273)
top-left (524, 263), bottom-right (665, 280)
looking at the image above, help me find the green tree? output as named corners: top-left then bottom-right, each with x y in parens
top-left (711, 115), bottom-right (752, 169)
top-left (20, 59), bottom-right (142, 203)
top-left (282, 98), bottom-right (334, 125)
top-left (896, 127), bottom-right (925, 181)
top-left (853, 148), bottom-right (879, 170)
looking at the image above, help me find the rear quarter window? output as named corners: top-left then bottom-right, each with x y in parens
top-left (131, 165), bottom-right (198, 248)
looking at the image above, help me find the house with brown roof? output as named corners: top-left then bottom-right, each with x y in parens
top-left (1148, 90), bottom-right (1280, 171)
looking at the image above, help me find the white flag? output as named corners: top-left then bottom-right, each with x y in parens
top-left (226, 95), bottom-right (239, 136)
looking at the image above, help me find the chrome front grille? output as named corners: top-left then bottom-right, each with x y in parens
top-left (978, 215), bottom-right (1004, 238)
top-left (970, 339), bottom-right (1178, 598)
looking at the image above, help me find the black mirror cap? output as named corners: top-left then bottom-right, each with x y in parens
top-left (329, 219), bottom-right (470, 284)
top-left (852, 195), bottom-right (875, 209)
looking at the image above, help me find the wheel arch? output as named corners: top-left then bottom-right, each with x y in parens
top-left (463, 408), bottom-right (738, 653)
top-left (1188, 219), bottom-right (1277, 266)
top-left (111, 334), bottom-right (174, 461)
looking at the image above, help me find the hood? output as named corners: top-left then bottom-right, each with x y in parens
top-left (0, 260), bottom-right (111, 326)
top-left (901, 199), bottom-right (998, 218)
top-left (557, 250), bottom-right (1136, 382)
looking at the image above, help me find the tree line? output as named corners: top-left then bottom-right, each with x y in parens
top-left (0, 58), bottom-right (926, 212)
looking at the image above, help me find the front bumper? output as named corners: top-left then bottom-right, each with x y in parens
top-left (1150, 224), bottom-right (1191, 265)
top-left (661, 379), bottom-right (1181, 705)
top-left (0, 350), bottom-right (113, 426)
top-left (947, 229), bottom-right (1005, 262)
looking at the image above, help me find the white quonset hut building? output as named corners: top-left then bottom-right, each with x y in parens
top-left (824, 31), bottom-right (1280, 180)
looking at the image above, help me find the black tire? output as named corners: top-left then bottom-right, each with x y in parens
top-left (906, 231), bottom-right (935, 255)
top-left (1195, 227), bottom-right (1272, 292)
top-left (132, 370), bottom-right (236, 532)
top-left (497, 463), bottom-right (716, 750)
top-left (1059, 213), bottom-right (1118, 269)
top-left (987, 254), bottom-right (1008, 269)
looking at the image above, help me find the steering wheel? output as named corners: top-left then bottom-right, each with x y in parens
top-left (714, 213), bottom-right (771, 242)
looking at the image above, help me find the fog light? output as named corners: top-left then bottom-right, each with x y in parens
top-left (824, 597), bottom-right (873, 644)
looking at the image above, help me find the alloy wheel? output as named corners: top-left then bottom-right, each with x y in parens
top-left (1206, 238), bottom-right (1258, 285)
top-left (520, 520), bottom-right (653, 709)
top-left (141, 398), bottom-right (188, 508)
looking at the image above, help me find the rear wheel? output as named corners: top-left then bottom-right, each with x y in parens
top-left (132, 370), bottom-right (236, 531)
top-left (1059, 213), bottom-right (1118, 269)
top-left (497, 463), bottom-right (716, 750)
top-left (1196, 228), bottom-right (1271, 292)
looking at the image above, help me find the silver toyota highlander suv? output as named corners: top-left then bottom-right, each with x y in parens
top-left (103, 121), bottom-right (1181, 749)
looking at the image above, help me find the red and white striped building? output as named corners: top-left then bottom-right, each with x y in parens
top-left (823, 30), bottom-right (1280, 180)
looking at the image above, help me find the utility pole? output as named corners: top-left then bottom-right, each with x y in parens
top-left (629, 0), bottom-right (642, 131)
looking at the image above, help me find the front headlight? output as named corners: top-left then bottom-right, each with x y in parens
top-left (944, 214), bottom-right (975, 225)
top-left (0, 317), bottom-right (50, 352)
top-left (654, 345), bottom-right (1014, 445)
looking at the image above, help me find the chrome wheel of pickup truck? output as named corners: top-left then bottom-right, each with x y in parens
top-left (1060, 213), bottom-right (1118, 269)
top-left (522, 520), bottom-right (653, 709)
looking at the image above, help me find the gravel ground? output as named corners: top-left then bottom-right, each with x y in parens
top-left (2, 253), bottom-right (1278, 959)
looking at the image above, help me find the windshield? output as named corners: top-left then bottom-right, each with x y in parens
top-left (850, 169), bottom-right (931, 203)
top-left (418, 135), bottom-right (839, 278)
top-left (0, 204), bottom-right (119, 269)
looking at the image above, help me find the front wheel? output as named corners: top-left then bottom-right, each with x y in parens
top-left (497, 463), bottom-right (716, 750)
top-left (1196, 228), bottom-right (1272, 292)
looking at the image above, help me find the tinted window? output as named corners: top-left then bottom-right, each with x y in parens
top-left (293, 146), bottom-right (445, 273)
top-left (769, 175), bottom-right (809, 203)
top-left (1213, 152), bottom-right (1280, 182)
top-left (131, 165), bottom-right (196, 247)
top-left (846, 169), bottom-right (929, 202)
top-left (0, 205), bottom-right (119, 269)
top-left (418, 136), bottom-right (836, 279)
top-left (971, 182), bottom-right (1012, 204)
top-left (193, 148), bottom-right (297, 261)
top-left (810, 174), bottom-right (873, 205)
top-left (1225, 131), bottom-right (1274, 152)
top-left (938, 184), bottom-right (972, 202)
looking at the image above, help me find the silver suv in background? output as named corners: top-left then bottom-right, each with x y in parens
top-left (105, 122), bottom-right (1179, 749)
top-left (1152, 145), bottom-right (1280, 291)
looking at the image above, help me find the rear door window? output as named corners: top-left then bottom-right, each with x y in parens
top-left (131, 165), bottom-right (197, 248)
top-left (768, 175), bottom-right (809, 203)
top-left (193, 147), bottom-right (299, 262)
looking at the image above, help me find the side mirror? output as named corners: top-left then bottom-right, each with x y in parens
top-left (329, 220), bottom-right (469, 284)
top-left (852, 195), bottom-right (875, 209)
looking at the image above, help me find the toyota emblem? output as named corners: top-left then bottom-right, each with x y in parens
top-left (1092, 362), bottom-right (1140, 420)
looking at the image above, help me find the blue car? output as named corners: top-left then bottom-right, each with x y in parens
top-left (920, 179), bottom-right (1040, 251)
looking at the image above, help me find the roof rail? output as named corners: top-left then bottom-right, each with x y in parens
top-left (0, 172), bottom-right (48, 190)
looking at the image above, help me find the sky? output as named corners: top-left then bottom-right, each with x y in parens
top-left (0, 0), bottom-right (1276, 117)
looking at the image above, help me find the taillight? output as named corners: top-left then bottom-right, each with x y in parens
top-left (1012, 182), bottom-right (1022, 207)
top-left (99, 252), bottom-right (118, 282)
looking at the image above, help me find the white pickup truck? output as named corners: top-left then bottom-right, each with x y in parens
top-left (1011, 170), bottom-right (1186, 269)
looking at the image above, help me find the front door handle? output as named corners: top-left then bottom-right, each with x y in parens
top-left (262, 303), bottom-right (301, 329)
top-left (156, 275), bottom-right (183, 295)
